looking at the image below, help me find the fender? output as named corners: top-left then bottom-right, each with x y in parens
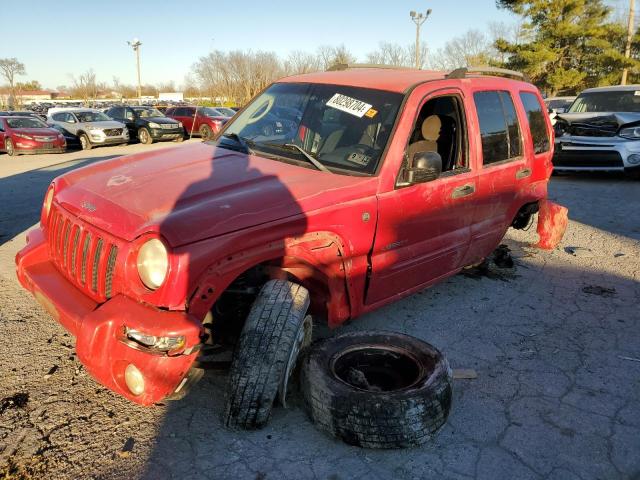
top-left (187, 231), bottom-right (353, 328)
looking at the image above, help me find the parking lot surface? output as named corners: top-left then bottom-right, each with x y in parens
top-left (0, 146), bottom-right (639, 480)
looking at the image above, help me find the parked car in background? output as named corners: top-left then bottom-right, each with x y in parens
top-left (209, 107), bottom-right (237, 117)
top-left (554, 85), bottom-right (640, 177)
top-left (0, 116), bottom-right (66, 155)
top-left (165, 106), bottom-right (230, 140)
top-left (48, 109), bottom-right (129, 150)
top-left (544, 96), bottom-right (576, 114)
top-left (105, 106), bottom-right (183, 144)
top-left (0, 110), bottom-right (48, 122)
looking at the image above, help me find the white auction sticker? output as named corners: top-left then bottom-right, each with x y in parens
top-left (326, 93), bottom-right (372, 118)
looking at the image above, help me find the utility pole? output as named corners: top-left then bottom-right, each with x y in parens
top-left (622, 0), bottom-right (635, 85)
top-left (127, 38), bottom-right (142, 102)
top-left (410, 8), bottom-right (432, 69)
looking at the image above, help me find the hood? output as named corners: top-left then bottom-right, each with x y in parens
top-left (11, 127), bottom-right (61, 137)
top-left (79, 120), bottom-right (126, 129)
top-left (54, 143), bottom-right (376, 246)
top-left (144, 117), bottom-right (179, 124)
top-left (557, 111), bottom-right (640, 126)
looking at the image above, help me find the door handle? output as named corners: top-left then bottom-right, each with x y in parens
top-left (451, 183), bottom-right (475, 199)
top-left (516, 167), bottom-right (532, 179)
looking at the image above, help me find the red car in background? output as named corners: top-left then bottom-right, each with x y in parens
top-left (165, 106), bottom-right (231, 140)
top-left (0, 116), bottom-right (66, 155)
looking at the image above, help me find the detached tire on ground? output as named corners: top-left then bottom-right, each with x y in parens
top-left (300, 331), bottom-right (452, 449)
top-left (223, 279), bottom-right (311, 430)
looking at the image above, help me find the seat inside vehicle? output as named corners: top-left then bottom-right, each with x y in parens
top-left (406, 96), bottom-right (466, 174)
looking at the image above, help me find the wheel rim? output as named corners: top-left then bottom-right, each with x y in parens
top-left (331, 345), bottom-right (426, 392)
top-left (200, 126), bottom-right (210, 138)
top-left (80, 136), bottom-right (88, 149)
top-left (6, 140), bottom-right (14, 154)
top-left (140, 130), bottom-right (148, 143)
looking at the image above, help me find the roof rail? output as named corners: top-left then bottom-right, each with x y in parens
top-left (446, 66), bottom-right (530, 82)
top-left (327, 63), bottom-right (417, 72)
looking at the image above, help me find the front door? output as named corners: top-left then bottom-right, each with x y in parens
top-left (366, 90), bottom-right (477, 306)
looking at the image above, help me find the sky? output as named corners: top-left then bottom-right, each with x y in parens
top-left (0, 0), bottom-right (613, 91)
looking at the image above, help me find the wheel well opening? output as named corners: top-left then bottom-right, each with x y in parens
top-left (206, 259), bottom-right (329, 348)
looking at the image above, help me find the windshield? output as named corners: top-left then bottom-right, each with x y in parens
top-left (133, 108), bottom-right (164, 118)
top-left (6, 117), bottom-right (48, 128)
top-left (199, 107), bottom-right (227, 118)
top-left (569, 91), bottom-right (640, 113)
top-left (75, 111), bottom-right (111, 122)
top-left (214, 107), bottom-right (236, 116)
top-left (221, 82), bottom-right (403, 175)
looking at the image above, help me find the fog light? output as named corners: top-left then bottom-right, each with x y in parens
top-left (627, 154), bottom-right (640, 165)
top-left (124, 364), bottom-right (145, 396)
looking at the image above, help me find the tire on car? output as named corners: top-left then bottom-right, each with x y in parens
top-left (79, 133), bottom-right (92, 150)
top-left (138, 127), bottom-right (153, 144)
top-left (300, 331), bottom-right (453, 449)
top-left (223, 279), bottom-right (312, 430)
top-left (199, 124), bottom-right (213, 140)
top-left (5, 139), bottom-right (16, 156)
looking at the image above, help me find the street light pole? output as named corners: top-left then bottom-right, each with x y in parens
top-left (127, 38), bottom-right (142, 102)
top-left (410, 8), bottom-right (432, 69)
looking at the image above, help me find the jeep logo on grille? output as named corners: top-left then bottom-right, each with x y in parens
top-left (81, 201), bottom-right (97, 212)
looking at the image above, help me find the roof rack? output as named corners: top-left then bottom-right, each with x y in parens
top-left (446, 66), bottom-right (529, 82)
top-left (327, 63), bottom-right (417, 72)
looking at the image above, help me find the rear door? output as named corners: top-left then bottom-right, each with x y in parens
top-left (0, 119), bottom-right (6, 149)
top-left (174, 107), bottom-right (196, 135)
top-left (465, 89), bottom-right (529, 263)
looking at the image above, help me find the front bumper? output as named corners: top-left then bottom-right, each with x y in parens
top-left (150, 128), bottom-right (183, 140)
top-left (15, 227), bottom-right (203, 406)
top-left (554, 135), bottom-right (640, 172)
top-left (89, 134), bottom-right (129, 145)
top-left (15, 146), bottom-right (66, 155)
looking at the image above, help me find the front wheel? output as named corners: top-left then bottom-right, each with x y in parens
top-left (138, 127), bottom-right (153, 144)
top-left (5, 138), bottom-right (17, 156)
top-left (79, 134), bottom-right (92, 150)
top-left (199, 124), bottom-right (213, 141)
top-left (223, 279), bottom-right (311, 430)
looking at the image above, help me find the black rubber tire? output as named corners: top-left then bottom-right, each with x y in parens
top-left (138, 127), bottom-right (153, 144)
top-left (5, 139), bottom-right (17, 156)
top-left (173, 135), bottom-right (184, 142)
top-left (199, 124), bottom-right (213, 140)
top-left (300, 331), bottom-right (453, 449)
top-left (79, 133), bottom-right (92, 150)
top-left (223, 279), bottom-right (311, 430)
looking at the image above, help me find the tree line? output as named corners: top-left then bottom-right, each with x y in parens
top-left (2, 0), bottom-right (639, 106)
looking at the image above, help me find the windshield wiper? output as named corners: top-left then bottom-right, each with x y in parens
top-left (282, 143), bottom-right (331, 173)
top-left (220, 133), bottom-right (254, 154)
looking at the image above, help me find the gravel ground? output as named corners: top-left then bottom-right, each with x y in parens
top-left (0, 146), bottom-right (639, 480)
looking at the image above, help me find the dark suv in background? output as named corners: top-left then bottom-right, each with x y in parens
top-left (106, 106), bottom-right (184, 144)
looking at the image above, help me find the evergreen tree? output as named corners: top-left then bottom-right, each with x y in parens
top-left (495, 0), bottom-right (639, 95)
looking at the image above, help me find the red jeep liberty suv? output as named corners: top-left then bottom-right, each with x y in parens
top-left (16, 66), bottom-right (567, 428)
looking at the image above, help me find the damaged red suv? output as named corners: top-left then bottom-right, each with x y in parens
top-left (16, 66), bottom-right (566, 428)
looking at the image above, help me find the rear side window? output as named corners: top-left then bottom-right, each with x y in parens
top-left (473, 91), bottom-right (522, 165)
top-left (519, 92), bottom-right (550, 154)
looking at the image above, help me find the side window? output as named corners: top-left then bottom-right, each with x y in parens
top-left (473, 91), bottom-right (522, 165)
top-left (111, 107), bottom-right (123, 119)
top-left (405, 94), bottom-right (468, 175)
top-left (52, 113), bottom-right (64, 122)
top-left (519, 92), bottom-right (550, 154)
top-left (125, 109), bottom-right (135, 121)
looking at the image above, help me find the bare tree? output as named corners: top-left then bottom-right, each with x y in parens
top-left (0, 57), bottom-right (26, 107)
top-left (70, 69), bottom-right (98, 103)
top-left (316, 45), bottom-right (357, 70)
top-left (366, 42), bottom-right (429, 68)
top-left (428, 30), bottom-right (493, 70)
top-left (284, 50), bottom-right (321, 75)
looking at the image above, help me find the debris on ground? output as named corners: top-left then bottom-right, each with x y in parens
top-left (564, 246), bottom-right (593, 257)
top-left (452, 369), bottom-right (478, 380)
top-left (582, 285), bottom-right (617, 298)
top-left (0, 393), bottom-right (29, 414)
top-left (117, 437), bottom-right (135, 458)
top-left (614, 252), bottom-right (625, 258)
top-left (493, 245), bottom-right (514, 268)
top-left (461, 245), bottom-right (519, 282)
top-left (618, 355), bottom-right (640, 363)
top-left (43, 365), bottom-right (58, 379)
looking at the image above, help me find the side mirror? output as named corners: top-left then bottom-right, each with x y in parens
top-left (407, 151), bottom-right (442, 184)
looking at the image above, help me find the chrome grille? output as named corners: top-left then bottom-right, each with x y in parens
top-left (103, 128), bottom-right (123, 137)
top-left (48, 205), bottom-right (120, 301)
top-left (34, 136), bottom-right (56, 142)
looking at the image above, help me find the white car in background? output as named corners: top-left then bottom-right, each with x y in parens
top-left (47, 108), bottom-right (129, 150)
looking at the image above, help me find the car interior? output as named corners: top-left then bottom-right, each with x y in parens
top-left (405, 95), bottom-right (467, 177)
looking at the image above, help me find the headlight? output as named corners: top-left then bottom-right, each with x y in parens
top-left (619, 127), bottom-right (640, 139)
top-left (125, 327), bottom-right (186, 353)
top-left (136, 238), bottom-right (169, 289)
top-left (89, 128), bottom-right (105, 136)
top-left (148, 122), bottom-right (160, 128)
top-left (41, 185), bottom-right (55, 225)
top-left (14, 133), bottom-right (33, 140)
top-left (178, 122), bottom-right (183, 128)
